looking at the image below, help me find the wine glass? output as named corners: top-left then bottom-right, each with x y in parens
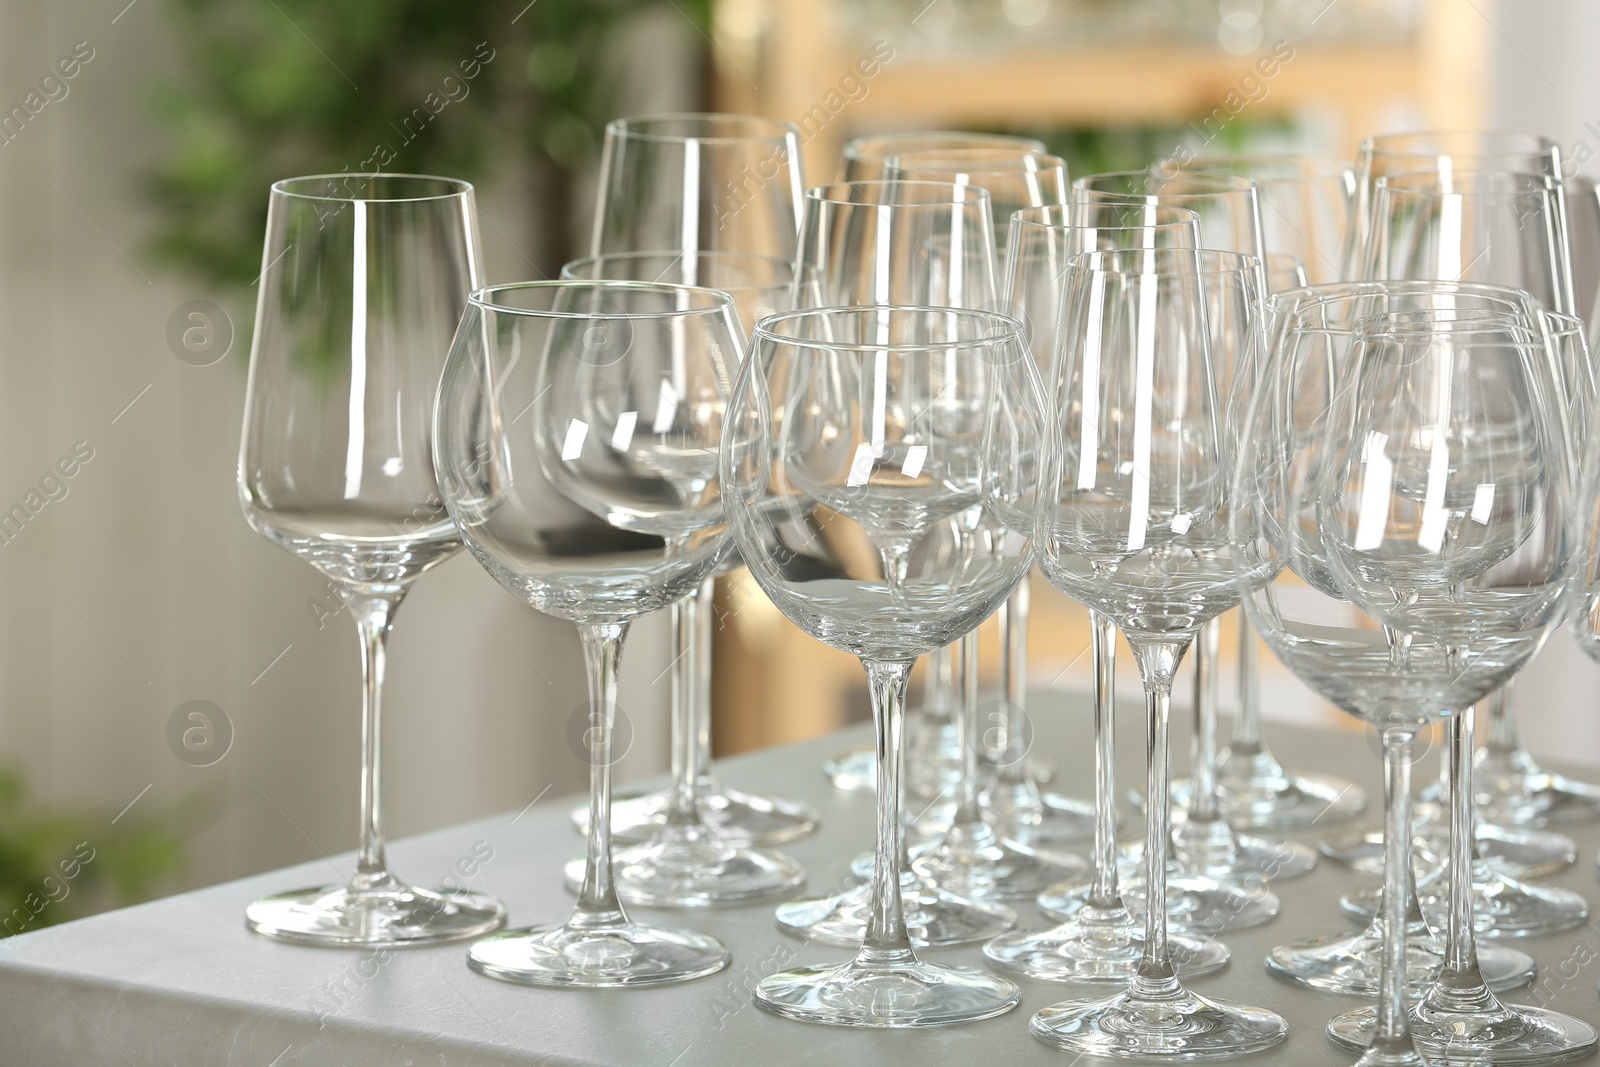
top-left (589, 117), bottom-right (821, 850)
top-left (1253, 281), bottom-right (1541, 999)
top-left (593, 113), bottom-right (803, 261)
top-left (436, 280), bottom-right (744, 987)
top-left (840, 130), bottom-right (1047, 182)
top-left (540, 252), bottom-right (809, 910)
top-left (1567, 175), bottom-right (1600, 344)
top-left (723, 304), bottom-right (1051, 1027)
top-left (238, 174), bottom-right (507, 946)
top-left (1189, 154), bottom-right (1356, 285)
top-left (1308, 312), bottom-right (1596, 1063)
top-left (984, 202), bottom-right (1242, 985)
top-left (1031, 246), bottom-right (1287, 1059)
top-left (880, 147), bottom-right (1091, 850)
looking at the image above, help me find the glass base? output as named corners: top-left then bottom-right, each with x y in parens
top-left (1265, 921), bottom-right (1536, 997)
top-left (982, 782), bottom-right (1095, 848)
top-left (1323, 820), bottom-right (1572, 879)
top-left (563, 837), bottom-right (804, 908)
top-left (775, 871), bottom-right (1014, 948)
top-left (984, 900), bottom-right (1230, 983)
top-left (467, 920), bottom-right (729, 988)
top-left (822, 747), bottom-right (877, 792)
top-left (570, 784), bottom-right (819, 847)
top-left (1166, 825), bottom-right (1318, 882)
top-left (245, 882), bottom-right (506, 947)
top-left (754, 957), bottom-right (1020, 1028)
top-left (910, 826), bottom-right (1088, 900)
top-left (1343, 867), bottom-right (1589, 938)
top-left (1517, 771), bottom-right (1600, 824)
top-left (1328, 1003), bottom-right (1599, 1065)
top-left (1031, 985), bottom-right (1288, 1060)
top-left (1166, 771), bottom-right (1368, 830)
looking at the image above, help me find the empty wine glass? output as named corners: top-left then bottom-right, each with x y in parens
top-left (589, 118), bottom-right (821, 850)
top-left (1030, 247), bottom-right (1287, 1059)
top-left (239, 174), bottom-right (507, 947)
top-left (558, 251), bottom-right (821, 857)
top-left (1311, 312), bottom-right (1595, 1063)
top-left (724, 305), bottom-right (1052, 1027)
top-left (1253, 282), bottom-right (1540, 1000)
top-left (436, 280), bottom-right (746, 987)
top-left (840, 130), bottom-right (1047, 182)
top-left (1189, 154), bottom-right (1355, 285)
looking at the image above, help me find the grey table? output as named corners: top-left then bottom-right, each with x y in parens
top-left (2, 691), bottom-right (1598, 1065)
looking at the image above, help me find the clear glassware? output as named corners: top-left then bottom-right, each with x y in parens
top-left (238, 174), bottom-right (507, 947)
top-left (436, 280), bottom-right (750, 987)
top-left (1182, 155), bottom-right (1370, 830)
top-left (1030, 247), bottom-right (1287, 1059)
top-left (840, 130), bottom-right (1046, 182)
top-left (1253, 283), bottom-right (1542, 999)
top-left (724, 305), bottom-right (1052, 1027)
top-left (881, 147), bottom-right (1095, 849)
top-left (1311, 312), bottom-right (1596, 1064)
top-left (557, 251), bottom-right (821, 854)
top-left (589, 118), bottom-right (823, 849)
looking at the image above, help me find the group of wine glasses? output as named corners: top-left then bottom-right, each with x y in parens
top-left (234, 116), bottom-right (1600, 1062)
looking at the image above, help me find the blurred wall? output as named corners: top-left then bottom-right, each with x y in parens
top-left (0, 2), bottom-right (698, 897)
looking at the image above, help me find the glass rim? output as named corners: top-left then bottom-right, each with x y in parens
top-left (1360, 130), bottom-right (1559, 159)
top-left (467, 279), bottom-right (736, 320)
top-left (1372, 169), bottom-right (1559, 195)
top-left (1184, 154), bottom-right (1355, 182)
top-left (752, 305), bottom-right (1023, 352)
top-left (1073, 170), bottom-right (1258, 198)
top-left (883, 148), bottom-right (1069, 175)
top-left (1350, 312), bottom-right (1543, 342)
top-left (270, 173), bottom-right (474, 203)
top-left (1009, 203), bottom-right (1202, 232)
top-left (804, 179), bottom-right (993, 206)
top-left (604, 112), bottom-right (799, 145)
top-left (1271, 279), bottom-right (1539, 311)
top-left (842, 130), bottom-right (1047, 163)
top-left (1066, 247), bottom-right (1262, 276)
top-left (559, 250), bottom-right (805, 286)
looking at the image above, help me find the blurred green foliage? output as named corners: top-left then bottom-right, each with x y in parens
top-left (146, 0), bottom-right (712, 287)
top-left (0, 767), bottom-right (187, 937)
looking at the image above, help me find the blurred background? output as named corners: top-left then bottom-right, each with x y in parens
top-left (0, 0), bottom-right (1596, 927)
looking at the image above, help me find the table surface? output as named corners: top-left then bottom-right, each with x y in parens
top-left (3, 690), bottom-right (1598, 1066)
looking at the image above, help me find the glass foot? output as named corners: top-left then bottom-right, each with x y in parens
top-left (776, 871), bottom-right (1014, 947)
top-left (984, 899), bottom-right (1230, 983)
top-left (754, 956), bottom-right (1020, 1028)
top-left (245, 882), bottom-right (506, 947)
top-left (911, 827), bottom-right (1087, 900)
top-left (1265, 920), bottom-right (1536, 997)
top-left (468, 920), bottom-right (729, 988)
top-left (563, 837), bottom-right (804, 907)
top-left (1328, 1002), bottom-right (1599, 1064)
top-left (1324, 820), bottom-right (1571, 879)
top-left (1520, 771), bottom-right (1600, 824)
top-left (823, 747), bottom-right (876, 792)
top-left (1031, 985), bottom-right (1288, 1060)
top-left (982, 782), bottom-right (1095, 847)
top-left (1216, 761), bottom-right (1369, 830)
top-left (570, 784), bottom-right (819, 847)
top-left (1343, 866), bottom-right (1589, 938)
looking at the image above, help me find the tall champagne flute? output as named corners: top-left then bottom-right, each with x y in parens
top-left (1255, 282), bottom-right (1539, 999)
top-left (590, 115), bottom-right (819, 849)
top-left (557, 253), bottom-right (818, 853)
top-left (238, 174), bottom-right (507, 946)
top-left (1313, 313), bottom-right (1596, 1064)
top-left (881, 147), bottom-right (1094, 848)
top-left (723, 305), bottom-right (1051, 1027)
top-left (1184, 155), bottom-right (1370, 830)
top-left (985, 202), bottom-right (1239, 984)
top-left (1031, 247), bottom-right (1287, 1059)
top-left (840, 130), bottom-right (1046, 182)
top-left (436, 280), bottom-right (741, 987)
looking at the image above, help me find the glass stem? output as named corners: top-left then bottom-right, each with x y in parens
top-left (573, 621), bottom-right (630, 928)
top-left (1088, 610), bottom-right (1121, 908)
top-left (859, 657), bottom-right (918, 968)
top-left (1128, 636), bottom-right (1188, 997)
top-left (344, 589), bottom-right (404, 893)
top-left (995, 581), bottom-right (1031, 786)
top-left (1190, 617), bottom-right (1222, 822)
top-left (1232, 612), bottom-right (1265, 753)
top-left (1372, 726), bottom-right (1421, 1058)
top-left (667, 587), bottom-right (705, 829)
top-left (953, 633), bottom-right (983, 821)
top-left (692, 574), bottom-right (719, 796)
